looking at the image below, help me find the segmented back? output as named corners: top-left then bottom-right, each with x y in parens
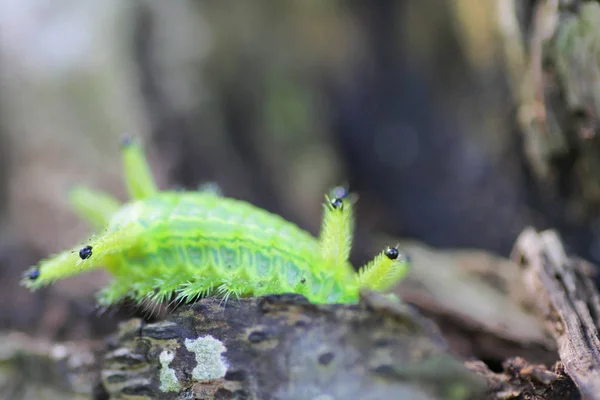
top-left (110, 191), bottom-right (320, 260)
top-left (104, 191), bottom-right (345, 302)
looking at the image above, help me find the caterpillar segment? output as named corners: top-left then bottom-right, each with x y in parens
top-left (21, 137), bottom-right (410, 306)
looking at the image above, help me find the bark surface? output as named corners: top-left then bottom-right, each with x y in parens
top-left (1, 292), bottom-right (485, 400)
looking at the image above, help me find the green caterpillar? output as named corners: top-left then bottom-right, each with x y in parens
top-left (21, 138), bottom-right (409, 307)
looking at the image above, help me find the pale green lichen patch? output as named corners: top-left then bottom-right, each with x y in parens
top-left (184, 335), bottom-right (228, 380)
top-left (159, 349), bottom-right (181, 392)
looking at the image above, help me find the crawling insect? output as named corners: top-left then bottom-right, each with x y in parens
top-left (21, 138), bottom-right (409, 307)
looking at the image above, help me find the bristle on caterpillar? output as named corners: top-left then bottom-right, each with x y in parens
top-left (21, 137), bottom-right (410, 307)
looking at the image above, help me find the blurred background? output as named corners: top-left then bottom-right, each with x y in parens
top-left (0, 0), bottom-right (597, 369)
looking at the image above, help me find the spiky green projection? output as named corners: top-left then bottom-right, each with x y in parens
top-left (21, 138), bottom-right (409, 307)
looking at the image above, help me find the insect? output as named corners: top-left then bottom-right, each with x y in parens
top-left (21, 137), bottom-right (410, 307)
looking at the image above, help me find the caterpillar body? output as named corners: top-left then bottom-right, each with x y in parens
top-left (22, 138), bottom-right (409, 306)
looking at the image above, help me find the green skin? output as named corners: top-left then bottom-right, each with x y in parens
top-left (22, 138), bottom-right (409, 307)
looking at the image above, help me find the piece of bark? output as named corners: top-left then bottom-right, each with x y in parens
top-left (100, 292), bottom-right (485, 399)
top-left (0, 292), bottom-right (486, 400)
top-left (466, 357), bottom-right (579, 400)
top-left (388, 238), bottom-right (557, 366)
top-left (510, 227), bottom-right (600, 399)
top-left (508, 0), bottom-right (600, 223)
top-left (0, 331), bottom-right (105, 399)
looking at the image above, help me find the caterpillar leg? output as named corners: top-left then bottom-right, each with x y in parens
top-left (68, 186), bottom-right (121, 230)
top-left (173, 272), bottom-right (257, 307)
top-left (174, 278), bottom-right (217, 305)
top-left (208, 270), bottom-right (256, 305)
top-left (318, 186), bottom-right (356, 280)
top-left (121, 136), bottom-right (158, 200)
top-left (131, 273), bottom-right (189, 306)
top-left (355, 246), bottom-right (410, 292)
top-left (21, 223), bottom-right (146, 291)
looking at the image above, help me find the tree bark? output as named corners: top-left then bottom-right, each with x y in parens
top-left (512, 228), bottom-right (600, 399)
top-left (464, 228), bottom-right (600, 399)
top-left (1, 292), bottom-right (486, 400)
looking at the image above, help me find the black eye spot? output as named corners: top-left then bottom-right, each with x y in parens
top-left (28, 268), bottom-right (40, 281)
top-left (384, 247), bottom-right (399, 260)
top-left (79, 245), bottom-right (93, 260)
top-left (330, 198), bottom-right (343, 210)
top-left (300, 278), bottom-right (306, 284)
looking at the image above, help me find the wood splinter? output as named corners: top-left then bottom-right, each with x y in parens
top-left (511, 227), bottom-right (600, 400)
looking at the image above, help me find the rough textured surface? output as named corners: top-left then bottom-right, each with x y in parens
top-left (0, 332), bottom-right (104, 399)
top-left (101, 292), bottom-right (485, 400)
top-left (453, 227), bottom-right (600, 400)
top-left (0, 292), bottom-right (486, 400)
top-left (510, 228), bottom-right (600, 399)
top-left (460, 227), bottom-right (600, 399)
top-left (517, 0), bottom-right (600, 222)
top-left (466, 357), bottom-right (580, 400)
top-left (390, 238), bottom-right (556, 365)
